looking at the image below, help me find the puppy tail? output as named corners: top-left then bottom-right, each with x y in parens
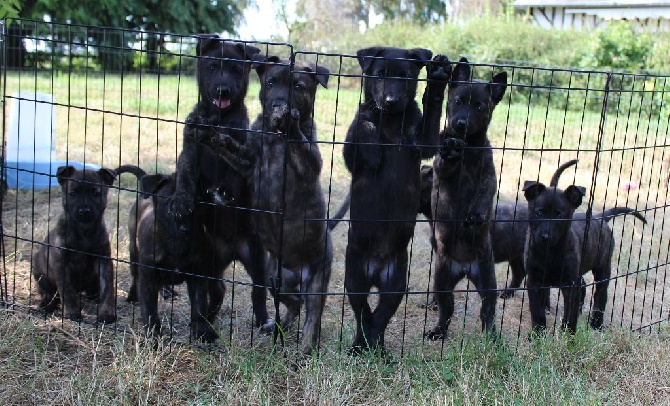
top-left (549, 159), bottom-right (578, 187)
top-left (114, 164), bottom-right (147, 180)
top-left (327, 193), bottom-right (351, 231)
top-left (596, 207), bottom-right (647, 224)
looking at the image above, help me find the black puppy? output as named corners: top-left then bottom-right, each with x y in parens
top-left (420, 159), bottom-right (578, 310)
top-left (523, 181), bottom-right (646, 333)
top-left (32, 165), bottom-right (117, 323)
top-left (342, 46), bottom-right (450, 353)
top-left (426, 58), bottom-right (507, 340)
top-left (223, 57), bottom-right (332, 354)
top-left (169, 36), bottom-right (271, 329)
top-left (116, 165), bottom-right (224, 342)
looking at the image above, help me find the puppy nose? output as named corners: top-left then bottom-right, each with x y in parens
top-left (78, 207), bottom-right (92, 216)
top-left (540, 233), bottom-right (549, 241)
top-left (272, 99), bottom-right (287, 108)
top-left (384, 95), bottom-right (399, 106)
top-left (216, 86), bottom-right (231, 97)
top-left (456, 119), bottom-right (467, 129)
top-left (178, 223), bottom-right (191, 235)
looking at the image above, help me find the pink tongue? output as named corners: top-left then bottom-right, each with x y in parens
top-left (214, 99), bottom-right (231, 109)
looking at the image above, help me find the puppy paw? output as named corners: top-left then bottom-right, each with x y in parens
top-left (207, 186), bottom-right (235, 206)
top-left (64, 310), bottom-right (83, 322)
top-left (462, 212), bottom-right (486, 229)
top-left (424, 326), bottom-right (448, 341)
top-left (439, 137), bottom-right (466, 159)
top-left (192, 323), bottom-right (219, 344)
top-left (259, 318), bottom-right (277, 335)
top-left (167, 193), bottom-right (194, 220)
top-left (428, 54), bottom-right (452, 83)
top-left (499, 289), bottom-right (515, 299)
top-left (269, 104), bottom-right (290, 131)
top-left (97, 313), bottom-right (117, 324)
top-left (420, 298), bottom-right (438, 311)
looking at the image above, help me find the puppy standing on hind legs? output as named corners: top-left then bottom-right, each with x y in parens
top-left (169, 35), bottom-right (273, 333)
top-left (426, 58), bottom-right (508, 341)
top-left (342, 47), bottom-right (451, 354)
top-left (211, 56), bottom-right (333, 355)
top-left (32, 165), bottom-right (117, 323)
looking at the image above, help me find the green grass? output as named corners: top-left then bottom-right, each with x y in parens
top-left (1, 309), bottom-right (668, 404)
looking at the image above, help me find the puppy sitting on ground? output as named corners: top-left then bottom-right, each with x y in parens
top-left (116, 165), bottom-right (224, 342)
top-left (427, 58), bottom-right (507, 340)
top-left (211, 57), bottom-right (332, 354)
top-left (523, 181), bottom-right (646, 334)
top-left (32, 165), bottom-right (117, 323)
top-left (420, 159), bottom-right (578, 311)
top-left (342, 47), bottom-right (451, 354)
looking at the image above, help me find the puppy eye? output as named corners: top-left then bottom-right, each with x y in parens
top-left (453, 98), bottom-right (462, 106)
top-left (477, 103), bottom-right (485, 112)
top-left (294, 82), bottom-right (304, 91)
top-left (92, 189), bottom-right (101, 197)
top-left (68, 191), bottom-right (76, 197)
top-left (266, 79), bottom-right (274, 88)
top-left (535, 209), bottom-right (543, 217)
top-left (208, 64), bottom-right (216, 72)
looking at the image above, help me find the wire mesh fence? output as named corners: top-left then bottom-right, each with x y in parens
top-left (1, 19), bottom-right (668, 357)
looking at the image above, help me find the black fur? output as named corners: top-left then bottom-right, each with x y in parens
top-left (342, 47), bottom-right (450, 353)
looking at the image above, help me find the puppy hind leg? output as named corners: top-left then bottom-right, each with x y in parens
top-left (471, 257), bottom-right (498, 337)
top-left (426, 256), bottom-right (458, 340)
top-left (186, 274), bottom-right (218, 343)
top-left (369, 252), bottom-right (408, 351)
top-left (345, 250), bottom-right (374, 353)
top-left (589, 265), bottom-right (610, 330)
top-left (300, 250), bottom-right (332, 355)
top-left (96, 258), bottom-right (117, 324)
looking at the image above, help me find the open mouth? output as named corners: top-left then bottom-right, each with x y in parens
top-left (212, 98), bottom-right (231, 110)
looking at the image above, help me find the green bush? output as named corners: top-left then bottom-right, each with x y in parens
top-left (580, 21), bottom-right (652, 71)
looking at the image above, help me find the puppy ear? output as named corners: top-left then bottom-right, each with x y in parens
top-left (56, 165), bottom-right (76, 186)
top-left (97, 168), bottom-right (117, 186)
top-left (313, 64), bottom-right (330, 88)
top-left (237, 43), bottom-right (261, 60)
top-left (523, 181), bottom-right (545, 202)
top-left (196, 34), bottom-right (220, 56)
top-left (489, 71), bottom-right (508, 104)
top-left (253, 55), bottom-right (281, 78)
top-left (140, 174), bottom-right (172, 197)
top-left (300, 63), bottom-right (330, 88)
top-left (406, 48), bottom-right (433, 69)
top-left (356, 47), bottom-right (383, 73)
top-left (564, 185), bottom-right (586, 208)
top-left (451, 58), bottom-right (471, 86)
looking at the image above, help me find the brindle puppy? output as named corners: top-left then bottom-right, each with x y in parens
top-left (117, 165), bottom-right (224, 342)
top-left (211, 57), bottom-right (332, 354)
top-left (523, 181), bottom-right (646, 334)
top-left (420, 159), bottom-right (579, 311)
top-left (32, 165), bottom-right (117, 323)
top-left (427, 58), bottom-right (507, 340)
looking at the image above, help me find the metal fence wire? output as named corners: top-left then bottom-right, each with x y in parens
top-left (1, 19), bottom-right (669, 357)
